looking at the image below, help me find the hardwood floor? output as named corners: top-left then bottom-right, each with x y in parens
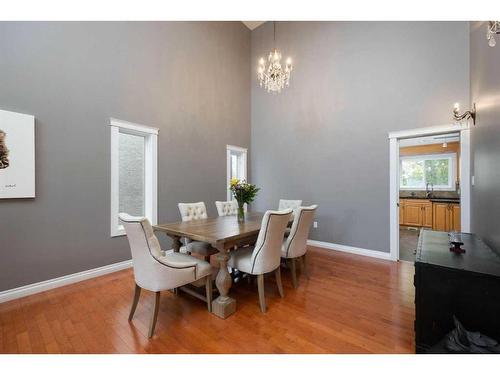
top-left (0, 247), bottom-right (415, 354)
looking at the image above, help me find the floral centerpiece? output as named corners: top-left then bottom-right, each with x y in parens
top-left (229, 178), bottom-right (260, 222)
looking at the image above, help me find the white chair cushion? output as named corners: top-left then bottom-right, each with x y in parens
top-left (227, 246), bottom-right (254, 274)
top-left (156, 250), bottom-right (212, 280)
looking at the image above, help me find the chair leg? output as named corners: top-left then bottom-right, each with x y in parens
top-left (290, 258), bottom-right (298, 288)
top-left (128, 284), bottom-right (141, 321)
top-left (257, 274), bottom-right (266, 313)
top-left (275, 267), bottom-right (284, 298)
top-left (302, 254), bottom-right (310, 279)
top-left (205, 275), bottom-right (213, 312)
top-left (148, 291), bottom-right (161, 338)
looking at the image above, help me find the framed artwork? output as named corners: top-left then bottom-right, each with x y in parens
top-left (0, 109), bottom-right (35, 198)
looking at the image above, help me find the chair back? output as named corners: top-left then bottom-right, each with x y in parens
top-left (215, 200), bottom-right (238, 216)
top-left (283, 205), bottom-right (318, 258)
top-left (278, 199), bottom-right (303, 211)
top-left (250, 209), bottom-right (292, 274)
top-left (119, 213), bottom-right (164, 287)
top-left (178, 202), bottom-right (208, 221)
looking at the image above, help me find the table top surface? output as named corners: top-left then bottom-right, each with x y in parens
top-left (154, 212), bottom-right (264, 245)
top-left (416, 230), bottom-right (500, 277)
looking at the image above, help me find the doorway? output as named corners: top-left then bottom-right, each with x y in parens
top-left (388, 123), bottom-right (471, 262)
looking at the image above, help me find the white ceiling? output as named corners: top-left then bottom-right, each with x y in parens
top-left (399, 133), bottom-right (460, 147)
top-left (242, 21), bottom-right (265, 30)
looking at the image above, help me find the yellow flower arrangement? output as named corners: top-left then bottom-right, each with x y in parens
top-left (229, 178), bottom-right (260, 222)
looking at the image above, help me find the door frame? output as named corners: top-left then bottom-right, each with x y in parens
top-left (388, 122), bottom-right (471, 261)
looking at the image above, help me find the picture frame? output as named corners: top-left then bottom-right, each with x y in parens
top-left (0, 109), bottom-right (35, 199)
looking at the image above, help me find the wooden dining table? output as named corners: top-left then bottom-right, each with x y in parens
top-left (153, 211), bottom-right (264, 319)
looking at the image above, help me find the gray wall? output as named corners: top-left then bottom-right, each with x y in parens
top-left (470, 21), bottom-right (500, 252)
top-left (251, 22), bottom-right (470, 253)
top-left (0, 22), bottom-right (251, 291)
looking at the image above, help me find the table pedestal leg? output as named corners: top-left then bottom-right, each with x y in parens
top-left (211, 248), bottom-right (236, 319)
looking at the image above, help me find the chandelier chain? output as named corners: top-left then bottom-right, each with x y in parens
top-left (274, 21), bottom-right (276, 46)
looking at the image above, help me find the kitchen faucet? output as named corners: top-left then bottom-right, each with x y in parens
top-left (426, 183), bottom-right (434, 198)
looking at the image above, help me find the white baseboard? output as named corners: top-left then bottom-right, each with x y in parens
top-left (307, 240), bottom-right (394, 261)
top-left (0, 259), bottom-right (133, 304)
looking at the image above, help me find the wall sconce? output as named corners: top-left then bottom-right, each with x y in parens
top-left (453, 103), bottom-right (476, 125)
top-left (487, 21), bottom-right (500, 47)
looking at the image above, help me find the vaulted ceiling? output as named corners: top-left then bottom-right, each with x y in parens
top-left (242, 21), bottom-right (265, 30)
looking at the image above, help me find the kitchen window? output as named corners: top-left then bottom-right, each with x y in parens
top-left (400, 153), bottom-right (456, 191)
top-left (226, 145), bottom-right (247, 200)
top-left (110, 118), bottom-right (158, 236)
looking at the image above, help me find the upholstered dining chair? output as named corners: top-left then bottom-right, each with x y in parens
top-left (281, 205), bottom-right (318, 288)
top-left (228, 209), bottom-right (293, 313)
top-left (119, 213), bottom-right (213, 338)
top-left (278, 199), bottom-right (303, 212)
top-left (215, 200), bottom-right (238, 216)
top-left (278, 199), bottom-right (303, 237)
top-left (178, 202), bottom-right (218, 262)
top-left (215, 200), bottom-right (248, 217)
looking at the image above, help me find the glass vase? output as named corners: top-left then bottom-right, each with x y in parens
top-left (237, 202), bottom-right (245, 223)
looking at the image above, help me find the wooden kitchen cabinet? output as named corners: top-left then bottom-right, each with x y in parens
top-left (403, 201), bottom-right (422, 226)
top-left (432, 202), bottom-right (461, 232)
top-left (401, 198), bottom-right (461, 231)
top-left (400, 199), bottom-right (433, 227)
top-left (399, 203), bottom-right (404, 225)
top-left (422, 204), bottom-right (433, 228)
top-left (451, 204), bottom-right (461, 232)
top-left (432, 203), bottom-right (449, 231)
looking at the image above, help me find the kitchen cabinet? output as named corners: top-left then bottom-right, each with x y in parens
top-left (451, 204), bottom-right (461, 232)
top-left (403, 201), bottom-right (422, 226)
top-left (400, 199), bottom-right (433, 228)
top-left (432, 202), bottom-right (460, 232)
top-left (422, 204), bottom-right (433, 228)
top-left (432, 203), bottom-right (449, 231)
top-left (400, 198), bottom-right (459, 230)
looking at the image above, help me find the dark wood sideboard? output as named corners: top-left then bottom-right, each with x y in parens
top-left (414, 230), bottom-right (500, 353)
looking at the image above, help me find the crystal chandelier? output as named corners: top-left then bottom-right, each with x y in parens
top-left (257, 22), bottom-right (293, 93)
top-left (486, 21), bottom-right (500, 47)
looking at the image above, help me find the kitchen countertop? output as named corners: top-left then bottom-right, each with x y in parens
top-left (400, 190), bottom-right (460, 201)
top-left (399, 196), bottom-right (460, 203)
top-left (429, 198), bottom-right (460, 203)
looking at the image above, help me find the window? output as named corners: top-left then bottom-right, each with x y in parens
top-left (226, 145), bottom-right (247, 200)
top-left (400, 153), bottom-right (456, 191)
top-left (110, 118), bottom-right (158, 236)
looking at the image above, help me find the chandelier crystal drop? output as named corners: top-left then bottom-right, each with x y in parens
top-left (257, 22), bottom-right (293, 93)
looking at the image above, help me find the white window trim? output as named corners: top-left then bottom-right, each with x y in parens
top-left (110, 118), bottom-right (158, 237)
top-left (399, 153), bottom-right (457, 191)
top-left (226, 145), bottom-right (248, 201)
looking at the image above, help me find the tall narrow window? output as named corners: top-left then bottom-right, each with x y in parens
top-left (110, 118), bottom-right (158, 237)
top-left (226, 145), bottom-right (247, 200)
